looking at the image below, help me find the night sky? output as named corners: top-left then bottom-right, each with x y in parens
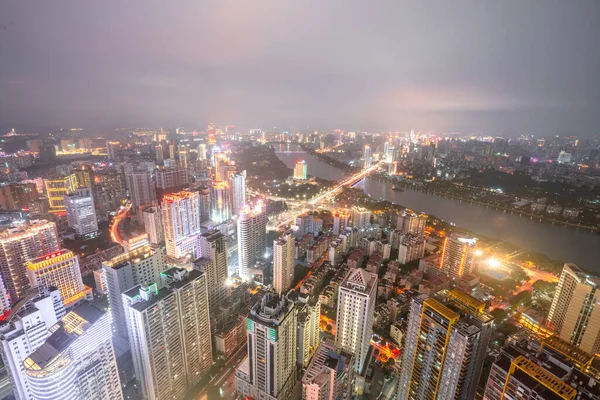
top-left (1, 1), bottom-right (599, 135)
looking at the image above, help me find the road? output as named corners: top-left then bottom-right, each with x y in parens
top-left (267, 162), bottom-right (380, 231)
top-left (109, 203), bottom-right (131, 245)
top-left (193, 343), bottom-right (247, 400)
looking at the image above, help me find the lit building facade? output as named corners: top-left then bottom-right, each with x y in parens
top-left (210, 180), bottom-right (232, 222)
top-left (546, 263), bottom-right (600, 355)
top-left (142, 205), bottom-right (163, 245)
top-left (237, 202), bottom-right (267, 280)
top-left (162, 191), bottom-right (201, 259)
top-left (294, 160), bottom-right (307, 180)
top-left (335, 268), bottom-right (377, 373)
top-left (301, 343), bottom-right (353, 400)
top-left (0, 220), bottom-right (60, 306)
top-left (126, 170), bottom-right (156, 208)
top-left (26, 250), bottom-right (91, 308)
top-left (195, 231), bottom-right (228, 311)
top-left (155, 167), bottom-right (189, 189)
top-left (44, 175), bottom-right (77, 212)
top-left (231, 170), bottom-right (247, 216)
top-left (439, 233), bottom-right (477, 279)
top-left (64, 188), bottom-right (98, 238)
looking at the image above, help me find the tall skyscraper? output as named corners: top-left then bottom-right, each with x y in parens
top-left (197, 143), bottom-right (207, 160)
top-left (351, 206), bottom-right (371, 229)
top-left (155, 167), bottom-right (189, 189)
top-left (333, 210), bottom-right (350, 235)
top-left (210, 181), bottom-right (232, 222)
top-left (231, 170), bottom-right (247, 216)
top-left (64, 188), bottom-right (98, 238)
top-left (301, 343), bottom-right (354, 400)
top-left (237, 202), bottom-right (267, 280)
top-left (162, 191), bottom-right (201, 259)
top-left (439, 233), bottom-right (477, 279)
top-left (124, 269), bottom-right (212, 400)
top-left (142, 205), bottom-right (164, 245)
top-left (26, 249), bottom-right (91, 309)
top-left (103, 245), bottom-right (165, 339)
top-left (273, 231), bottom-right (295, 295)
top-left (73, 166), bottom-right (94, 189)
top-left (293, 293), bottom-right (321, 368)
top-left (294, 160), bottom-right (307, 180)
top-left (397, 289), bottom-right (494, 400)
top-left (335, 268), bottom-right (377, 374)
top-left (546, 263), bottom-right (600, 355)
top-left (126, 170), bottom-right (156, 208)
top-left (0, 220), bottom-right (59, 306)
top-left (23, 303), bottom-right (123, 400)
top-left (198, 185), bottom-right (210, 223)
top-left (194, 231), bottom-right (228, 311)
top-left (236, 294), bottom-right (297, 400)
top-left (0, 287), bottom-right (64, 400)
top-left (363, 145), bottom-right (371, 168)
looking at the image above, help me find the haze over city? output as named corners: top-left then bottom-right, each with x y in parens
top-left (2, 0), bottom-right (600, 135)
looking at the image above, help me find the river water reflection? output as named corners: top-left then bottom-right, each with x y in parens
top-left (274, 144), bottom-right (599, 269)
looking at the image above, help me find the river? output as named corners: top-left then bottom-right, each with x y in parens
top-left (274, 144), bottom-right (599, 270)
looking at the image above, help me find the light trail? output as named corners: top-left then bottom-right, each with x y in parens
top-left (110, 203), bottom-right (131, 245)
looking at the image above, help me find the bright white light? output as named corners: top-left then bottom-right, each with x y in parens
top-left (474, 250), bottom-right (483, 256)
top-left (487, 257), bottom-right (500, 268)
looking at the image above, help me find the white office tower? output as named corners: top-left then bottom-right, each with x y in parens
top-left (332, 210), bottom-right (350, 236)
top-left (210, 181), bottom-right (232, 223)
top-left (237, 202), bottom-right (267, 280)
top-left (124, 269), bottom-right (212, 400)
top-left (396, 212), bottom-right (426, 235)
top-left (23, 303), bottom-right (123, 400)
top-left (335, 268), bottom-right (377, 373)
top-left (102, 245), bottom-right (165, 339)
top-left (301, 343), bottom-right (354, 400)
top-left (26, 250), bottom-right (91, 309)
top-left (197, 143), bottom-right (207, 160)
top-left (194, 231), bottom-right (228, 311)
top-left (440, 233), bottom-right (477, 279)
top-left (142, 205), bottom-right (164, 245)
top-left (161, 191), bottom-right (201, 259)
top-left (64, 188), bottom-right (98, 238)
top-left (231, 170), bottom-right (247, 216)
top-left (236, 294), bottom-right (297, 400)
top-left (351, 206), bottom-right (371, 229)
top-left (0, 287), bottom-right (64, 400)
top-left (126, 170), bottom-right (156, 208)
top-left (0, 220), bottom-right (59, 308)
top-left (546, 263), bottom-right (600, 355)
top-left (273, 231), bottom-right (295, 295)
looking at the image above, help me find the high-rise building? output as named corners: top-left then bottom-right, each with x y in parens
top-left (155, 167), bottom-right (189, 189)
top-left (351, 206), bottom-right (371, 229)
top-left (546, 263), bottom-right (600, 355)
top-left (162, 191), bottom-right (201, 259)
top-left (0, 287), bottom-right (64, 400)
top-left (236, 294), bottom-right (297, 400)
top-left (210, 181), bottom-right (232, 222)
top-left (397, 289), bottom-right (494, 400)
top-left (178, 146), bottom-right (189, 169)
top-left (106, 141), bottom-right (119, 161)
top-left (126, 170), bottom-right (156, 208)
top-left (231, 170), bottom-right (247, 216)
top-left (142, 205), bottom-right (164, 244)
top-left (293, 293), bottom-right (321, 368)
top-left (333, 210), bottom-right (350, 235)
top-left (396, 211), bottom-right (426, 236)
top-left (197, 143), bottom-right (207, 160)
top-left (154, 143), bottom-right (164, 165)
top-left (194, 231), bottom-right (228, 310)
top-left (336, 267), bottom-right (377, 373)
top-left (273, 231), bottom-right (295, 295)
top-left (397, 234), bottom-right (426, 264)
top-left (0, 220), bottom-right (59, 306)
top-left (237, 202), bottom-right (267, 280)
top-left (0, 182), bottom-right (40, 211)
top-left (103, 245), bottom-right (165, 339)
top-left (363, 145), bottom-right (371, 168)
top-left (23, 303), bottom-right (123, 400)
top-left (301, 343), bottom-right (354, 400)
top-left (439, 233), bottom-right (477, 279)
top-left (26, 249), bottom-right (91, 308)
top-left (64, 188), bottom-right (98, 238)
top-left (294, 160), bottom-right (307, 180)
top-left (44, 175), bottom-right (77, 212)
top-left (124, 269), bottom-right (212, 400)
top-left (73, 166), bottom-right (94, 189)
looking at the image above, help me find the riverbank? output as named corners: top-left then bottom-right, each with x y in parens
top-left (298, 143), bottom-right (358, 174)
top-left (374, 175), bottom-right (599, 232)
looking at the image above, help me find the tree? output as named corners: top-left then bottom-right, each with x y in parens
top-left (510, 290), bottom-right (532, 306)
top-left (489, 308), bottom-right (508, 321)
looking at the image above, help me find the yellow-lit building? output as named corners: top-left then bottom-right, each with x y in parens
top-left (44, 175), bottom-right (77, 212)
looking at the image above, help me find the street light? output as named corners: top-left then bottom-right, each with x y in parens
top-left (487, 257), bottom-right (500, 268)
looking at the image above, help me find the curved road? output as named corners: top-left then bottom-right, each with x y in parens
top-left (110, 203), bottom-right (131, 245)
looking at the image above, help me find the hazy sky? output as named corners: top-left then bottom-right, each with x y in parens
top-left (1, 1), bottom-right (599, 136)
